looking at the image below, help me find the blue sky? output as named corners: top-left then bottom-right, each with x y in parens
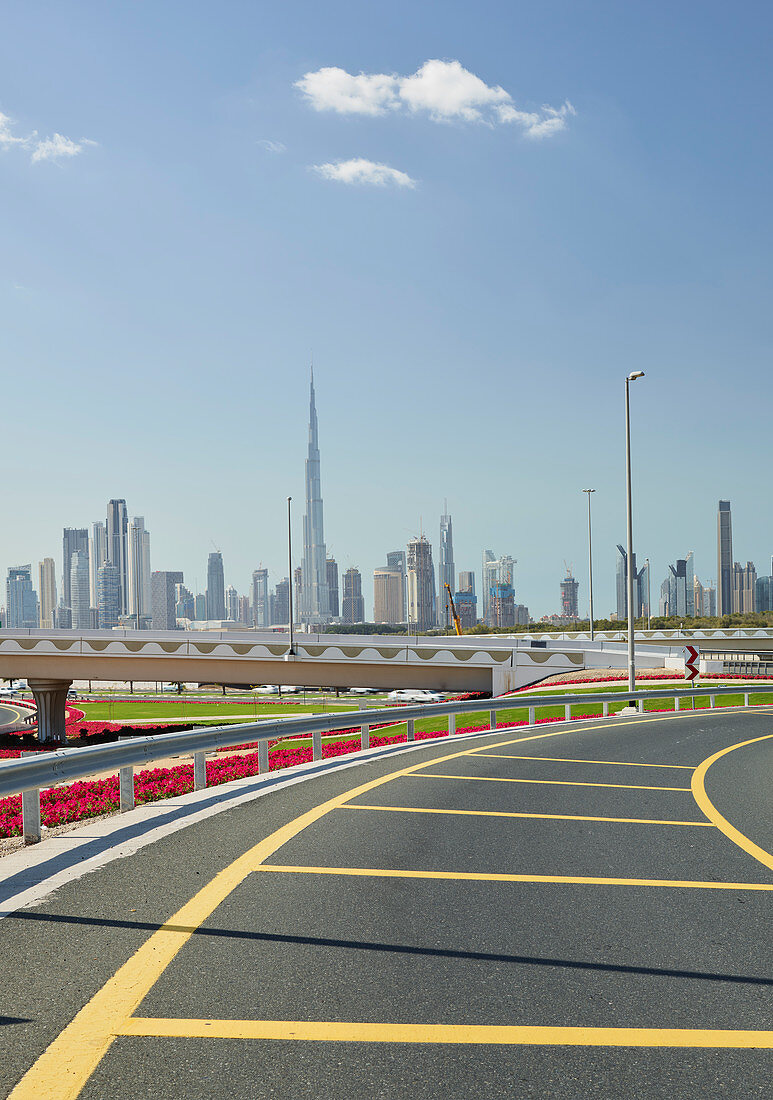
top-left (2, 1), bottom-right (771, 618)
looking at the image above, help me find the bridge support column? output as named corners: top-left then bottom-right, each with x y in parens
top-left (28, 679), bottom-right (72, 744)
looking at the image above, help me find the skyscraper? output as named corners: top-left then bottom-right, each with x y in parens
top-left (88, 521), bottom-right (107, 609)
top-left (407, 536), bottom-right (436, 632)
top-left (458, 571), bottom-right (475, 595)
top-left (560, 570), bottom-right (579, 619)
top-left (62, 527), bottom-right (88, 610)
top-left (127, 516), bottom-right (152, 625)
top-left (482, 552), bottom-right (515, 625)
top-left (107, 500), bottom-right (129, 614)
top-left (438, 507), bottom-right (455, 629)
top-left (273, 579), bottom-right (290, 625)
top-left (70, 550), bottom-right (91, 629)
top-left (97, 563), bottom-right (121, 628)
top-left (6, 565), bottom-right (39, 629)
top-left (206, 552), bottom-right (225, 620)
top-left (38, 558), bottom-right (57, 628)
top-left (301, 370), bottom-right (330, 625)
top-left (151, 571), bottom-right (184, 630)
top-left (374, 555), bottom-right (406, 624)
top-left (326, 557), bottom-right (339, 618)
top-left (615, 545), bottom-right (646, 620)
top-left (252, 568), bottom-right (270, 628)
top-left (342, 567), bottom-right (365, 623)
top-left (717, 500), bottom-right (733, 616)
top-left (733, 562), bottom-right (757, 613)
top-left (225, 585), bottom-right (239, 622)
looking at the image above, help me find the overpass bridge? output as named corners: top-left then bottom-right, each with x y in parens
top-left (0, 628), bottom-right (670, 742)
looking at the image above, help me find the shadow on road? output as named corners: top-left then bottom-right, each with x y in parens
top-left (8, 910), bottom-right (772, 988)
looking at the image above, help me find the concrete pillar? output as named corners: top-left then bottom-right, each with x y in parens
top-left (21, 751), bottom-right (41, 844)
top-left (193, 752), bottom-right (207, 791)
top-left (28, 679), bottom-right (72, 744)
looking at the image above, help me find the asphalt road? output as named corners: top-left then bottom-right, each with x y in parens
top-left (1, 710), bottom-right (771, 1099)
top-left (0, 704), bottom-right (25, 732)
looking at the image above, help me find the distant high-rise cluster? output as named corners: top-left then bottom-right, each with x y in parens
top-left (7, 375), bottom-right (768, 637)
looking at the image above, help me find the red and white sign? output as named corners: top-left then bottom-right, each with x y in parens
top-left (683, 645), bottom-right (700, 681)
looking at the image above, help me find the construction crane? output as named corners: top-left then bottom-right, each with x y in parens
top-left (445, 584), bottom-right (463, 636)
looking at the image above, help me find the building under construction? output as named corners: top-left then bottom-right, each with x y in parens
top-left (560, 568), bottom-right (579, 619)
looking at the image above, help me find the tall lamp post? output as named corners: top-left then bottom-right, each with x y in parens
top-left (625, 371), bottom-right (645, 693)
top-left (287, 497), bottom-right (295, 657)
top-left (582, 489), bottom-right (596, 641)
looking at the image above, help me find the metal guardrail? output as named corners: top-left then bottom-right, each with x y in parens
top-left (3, 684), bottom-right (772, 844)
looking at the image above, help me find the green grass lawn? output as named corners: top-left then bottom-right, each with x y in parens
top-left (78, 699), bottom-right (355, 722)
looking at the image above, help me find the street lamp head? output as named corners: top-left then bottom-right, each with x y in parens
top-left (628, 371), bottom-right (645, 381)
top-left (582, 488), bottom-right (596, 494)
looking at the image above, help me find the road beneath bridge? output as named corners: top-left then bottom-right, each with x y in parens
top-left (1, 711), bottom-right (771, 1098)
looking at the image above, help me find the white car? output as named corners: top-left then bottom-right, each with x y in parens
top-left (387, 689), bottom-right (444, 704)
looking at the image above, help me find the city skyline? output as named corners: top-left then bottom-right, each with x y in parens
top-left (2, 474), bottom-right (772, 627)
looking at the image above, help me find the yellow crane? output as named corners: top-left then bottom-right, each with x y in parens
top-left (445, 583), bottom-right (463, 636)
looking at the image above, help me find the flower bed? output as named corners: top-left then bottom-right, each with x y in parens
top-left (0, 707), bottom-right (678, 838)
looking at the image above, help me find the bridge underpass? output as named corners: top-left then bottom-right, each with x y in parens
top-left (1, 709), bottom-right (771, 1098)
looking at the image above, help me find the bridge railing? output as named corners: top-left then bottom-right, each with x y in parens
top-left (2, 683), bottom-right (772, 844)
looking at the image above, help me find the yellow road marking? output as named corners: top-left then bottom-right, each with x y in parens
top-left (255, 864), bottom-right (773, 891)
top-left (411, 773), bottom-right (691, 792)
top-left (8, 712), bottom-right (763, 1098)
top-left (692, 734), bottom-right (773, 874)
top-left (340, 804), bottom-right (714, 827)
top-left (5, 724), bottom-right (583, 1100)
top-left (118, 1017), bottom-right (773, 1048)
top-left (473, 753), bottom-right (696, 770)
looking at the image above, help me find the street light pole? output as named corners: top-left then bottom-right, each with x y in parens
top-left (287, 496), bottom-right (295, 656)
top-left (582, 489), bottom-right (595, 641)
top-left (625, 371), bottom-right (645, 693)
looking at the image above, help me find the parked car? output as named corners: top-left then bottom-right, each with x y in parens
top-left (67, 689), bottom-right (78, 699)
top-left (387, 689), bottom-right (444, 704)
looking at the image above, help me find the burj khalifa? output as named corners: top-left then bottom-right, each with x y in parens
top-left (301, 369), bottom-right (330, 624)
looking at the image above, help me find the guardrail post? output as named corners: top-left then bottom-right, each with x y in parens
top-left (489, 710), bottom-right (496, 730)
top-left (675, 696), bottom-right (680, 711)
top-left (528, 706), bottom-right (535, 726)
top-left (312, 729), bottom-right (322, 761)
top-left (448, 713), bottom-right (456, 736)
top-left (744, 692), bottom-right (750, 707)
top-left (602, 701), bottom-right (609, 717)
top-left (20, 752), bottom-right (41, 845)
top-left (193, 751), bottom-right (207, 791)
top-left (638, 698), bottom-right (645, 714)
top-left (359, 700), bottom-right (370, 750)
top-left (119, 766), bottom-right (135, 813)
top-left (258, 740), bottom-right (269, 773)
top-left (710, 695), bottom-right (715, 708)
top-left (407, 719), bottom-right (415, 742)
top-left (564, 704), bottom-right (571, 721)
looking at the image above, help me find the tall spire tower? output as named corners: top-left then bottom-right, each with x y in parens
top-left (302, 367), bottom-right (330, 624)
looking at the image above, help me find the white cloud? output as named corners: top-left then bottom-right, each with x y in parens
top-left (295, 59), bottom-right (574, 137)
top-left (259, 139), bottom-right (287, 153)
top-left (31, 133), bottom-right (88, 163)
top-left (399, 59), bottom-right (509, 122)
top-left (498, 99), bottom-right (576, 138)
top-left (0, 111), bottom-right (33, 149)
top-left (0, 107), bottom-right (95, 163)
top-left (311, 157), bottom-right (416, 188)
top-left (295, 67), bottom-right (399, 116)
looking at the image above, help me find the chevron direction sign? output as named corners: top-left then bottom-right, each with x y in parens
top-left (683, 645), bottom-right (700, 681)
